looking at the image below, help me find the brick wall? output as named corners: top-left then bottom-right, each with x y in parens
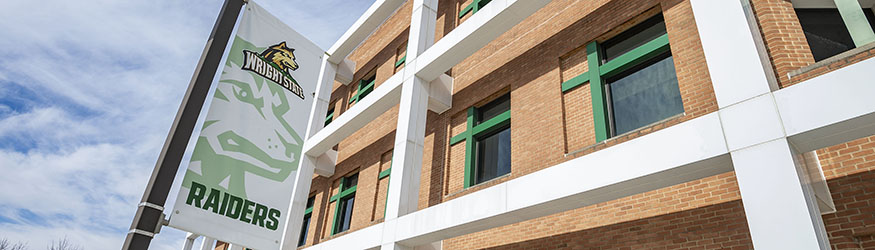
top-left (299, 0), bottom-right (875, 248)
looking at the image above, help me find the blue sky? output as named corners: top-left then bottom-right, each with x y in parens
top-left (0, 0), bottom-right (373, 249)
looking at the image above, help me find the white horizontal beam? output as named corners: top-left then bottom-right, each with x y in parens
top-left (304, 72), bottom-right (405, 160)
top-left (304, 113), bottom-right (733, 249)
top-left (413, 0), bottom-right (553, 81)
top-left (328, 0), bottom-right (407, 64)
top-left (775, 57), bottom-right (875, 152)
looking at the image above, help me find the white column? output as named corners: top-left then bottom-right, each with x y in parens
top-left (182, 233), bottom-right (198, 250)
top-left (280, 56), bottom-right (337, 250)
top-left (731, 138), bottom-right (829, 249)
top-left (199, 237), bottom-right (215, 250)
top-left (382, 0), bottom-right (438, 249)
top-left (691, 0), bottom-right (830, 249)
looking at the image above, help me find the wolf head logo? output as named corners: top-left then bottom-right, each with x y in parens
top-left (261, 41), bottom-right (298, 73)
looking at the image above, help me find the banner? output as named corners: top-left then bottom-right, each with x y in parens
top-left (168, 2), bottom-right (323, 249)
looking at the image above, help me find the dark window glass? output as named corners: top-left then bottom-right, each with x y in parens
top-left (298, 214), bottom-right (310, 246)
top-left (796, 8), bottom-right (875, 61)
top-left (337, 196), bottom-right (355, 233)
top-left (606, 53), bottom-right (683, 135)
top-left (478, 0), bottom-right (492, 9)
top-left (359, 76), bottom-right (375, 99)
top-left (343, 173), bottom-right (358, 189)
top-left (475, 127), bottom-right (511, 184)
top-left (325, 107), bottom-right (335, 126)
top-left (305, 196), bottom-right (315, 209)
top-left (476, 94), bottom-right (510, 125)
top-left (601, 14), bottom-right (667, 63)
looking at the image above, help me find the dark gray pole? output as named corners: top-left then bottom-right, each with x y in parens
top-left (122, 0), bottom-right (244, 249)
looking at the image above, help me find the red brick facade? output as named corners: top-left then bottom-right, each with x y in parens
top-left (297, 0), bottom-right (875, 249)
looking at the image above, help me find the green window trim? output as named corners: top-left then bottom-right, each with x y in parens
top-left (349, 77), bottom-right (376, 104)
top-left (394, 55), bottom-right (407, 68)
top-left (325, 109), bottom-right (334, 127)
top-left (378, 168), bottom-right (392, 179)
top-left (329, 175), bottom-right (357, 235)
top-left (459, 0), bottom-right (492, 19)
top-left (559, 33), bottom-right (671, 143)
top-left (449, 107), bottom-right (511, 188)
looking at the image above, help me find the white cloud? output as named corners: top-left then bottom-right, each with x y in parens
top-left (0, 0), bottom-right (372, 249)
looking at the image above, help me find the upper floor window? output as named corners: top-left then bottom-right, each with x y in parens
top-left (325, 105), bottom-right (335, 127)
top-left (795, 2), bottom-right (875, 61)
top-left (349, 73), bottom-right (375, 105)
top-left (600, 14), bottom-right (683, 136)
top-left (459, 0), bottom-right (492, 19)
top-left (449, 93), bottom-right (512, 188)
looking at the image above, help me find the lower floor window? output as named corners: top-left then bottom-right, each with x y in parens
top-left (335, 195), bottom-right (354, 233)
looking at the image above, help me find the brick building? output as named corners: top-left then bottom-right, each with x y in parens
top-left (279, 0), bottom-right (875, 249)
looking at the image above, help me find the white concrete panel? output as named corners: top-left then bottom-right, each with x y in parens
top-left (304, 72), bottom-right (405, 158)
top-left (427, 74), bottom-right (453, 114)
top-left (334, 58), bottom-right (356, 85)
top-left (718, 93), bottom-right (785, 151)
top-left (313, 150), bottom-right (337, 176)
top-left (303, 223), bottom-right (384, 250)
top-left (327, 0), bottom-right (407, 64)
top-left (775, 57), bottom-right (875, 151)
top-left (690, 0), bottom-right (773, 108)
top-left (414, 0), bottom-right (552, 81)
top-left (731, 138), bottom-right (828, 249)
top-left (507, 113), bottom-right (728, 212)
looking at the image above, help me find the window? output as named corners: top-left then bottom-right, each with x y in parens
top-left (560, 13), bottom-right (681, 141)
top-left (449, 93), bottom-right (511, 187)
top-left (600, 14), bottom-right (683, 136)
top-left (297, 196), bottom-right (315, 247)
top-left (796, 6), bottom-right (875, 61)
top-left (395, 44), bottom-right (407, 72)
top-left (324, 106), bottom-right (335, 127)
top-left (459, 0), bottom-right (492, 19)
top-left (349, 74), bottom-right (375, 105)
top-left (331, 173), bottom-right (357, 235)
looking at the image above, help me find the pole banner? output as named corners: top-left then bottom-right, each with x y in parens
top-left (168, 2), bottom-right (323, 249)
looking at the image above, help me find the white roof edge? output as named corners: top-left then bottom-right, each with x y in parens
top-left (327, 0), bottom-right (407, 63)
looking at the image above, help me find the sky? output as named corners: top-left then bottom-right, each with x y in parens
top-left (0, 0), bottom-right (374, 249)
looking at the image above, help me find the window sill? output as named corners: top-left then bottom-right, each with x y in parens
top-left (565, 113), bottom-right (686, 158)
top-left (788, 42), bottom-right (875, 82)
top-left (444, 173), bottom-right (513, 200)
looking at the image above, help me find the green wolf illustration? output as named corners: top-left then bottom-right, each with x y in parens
top-left (181, 37), bottom-right (304, 200)
top-left (261, 41), bottom-right (298, 73)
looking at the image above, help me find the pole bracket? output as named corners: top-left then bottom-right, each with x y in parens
top-left (139, 202), bottom-right (165, 212)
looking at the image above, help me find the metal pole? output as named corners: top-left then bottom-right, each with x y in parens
top-left (122, 0), bottom-right (245, 249)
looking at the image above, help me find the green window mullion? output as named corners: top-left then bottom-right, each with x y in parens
top-left (598, 34), bottom-right (671, 78)
top-left (395, 55), bottom-right (407, 68)
top-left (330, 176), bottom-right (356, 235)
top-left (587, 41), bottom-right (610, 143)
top-left (304, 206), bottom-right (313, 215)
top-left (471, 110), bottom-right (511, 138)
top-left (561, 71), bottom-right (590, 93)
top-left (325, 112), bottom-right (334, 126)
top-left (459, 0), bottom-right (491, 18)
top-left (463, 107), bottom-right (476, 188)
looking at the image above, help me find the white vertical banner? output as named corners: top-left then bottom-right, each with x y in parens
top-left (168, 2), bottom-right (323, 249)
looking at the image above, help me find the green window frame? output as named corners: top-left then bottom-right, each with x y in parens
top-left (378, 162), bottom-right (391, 216)
top-left (560, 13), bottom-right (675, 142)
top-left (459, 0), bottom-right (492, 19)
top-left (449, 94), bottom-right (511, 188)
top-left (394, 55), bottom-right (406, 68)
top-left (349, 75), bottom-right (376, 105)
top-left (330, 173), bottom-right (358, 235)
top-left (298, 196), bottom-right (315, 247)
top-left (325, 106), bottom-right (335, 127)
